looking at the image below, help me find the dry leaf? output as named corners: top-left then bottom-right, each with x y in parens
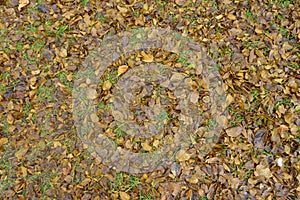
top-left (118, 65), bottom-right (129, 76)
top-left (18, 0), bottom-right (29, 10)
top-left (225, 94), bottom-right (234, 107)
top-left (90, 113), bottom-right (99, 123)
top-left (20, 166), bottom-right (27, 177)
top-left (59, 48), bottom-right (68, 58)
top-left (255, 164), bottom-right (272, 179)
top-left (215, 14), bottom-right (223, 20)
top-left (255, 27), bottom-right (263, 34)
top-left (86, 88), bottom-right (98, 100)
top-left (227, 13), bottom-right (236, 20)
top-left (141, 141), bottom-right (152, 151)
top-left (119, 191), bottom-right (130, 200)
top-left (15, 147), bottom-right (29, 160)
top-left (141, 51), bottom-right (154, 63)
top-left (189, 92), bottom-right (199, 104)
top-left (175, 149), bottom-right (191, 162)
top-left (0, 138), bottom-right (8, 146)
top-left (102, 80), bottom-right (112, 91)
top-left (226, 126), bottom-right (243, 137)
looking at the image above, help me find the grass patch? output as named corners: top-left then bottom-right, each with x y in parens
top-left (37, 86), bottom-right (55, 102)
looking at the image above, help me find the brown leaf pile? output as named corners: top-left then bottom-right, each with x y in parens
top-left (0, 0), bottom-right (299, 199)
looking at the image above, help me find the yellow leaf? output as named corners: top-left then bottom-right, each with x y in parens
top-left (0, 138), bottom-right (8, 146)
top-left (187, 175), bottom-right (199, 184)
top-left (215, 14), bottom-right (223, 20)
top-left (141, 51), bottom-right (153, 63)
top-left (15, 147), bottom-right (29, 160)
top-left (102, 80), bottom-right (112, 91)
top-left (80, 178), bottom-right (91, 187)
top-left (117, 5), bottom-right (128, 13)
top-left (20, 166), bottom-right (27, 178)
top-left (118, 65), bottom-right (129, 76)
top-left (7, 113), bottom-right (14, 124)
top-left (227, 13), bottom-right (236, 20)
top-left (175, 149), bottom-right (191, 162)
top-left (141, 141), bottom-right (152, 151)
top-left (18, 0), bottom-right (29, 10)
top-left (90, 113), bottom-right (99, 123)
top-left (254, 164), bottom-right (272, 179)
top-left (255, 27), bottom-right (263, 34)
top-left (119, 191), bottom-right (130, 200)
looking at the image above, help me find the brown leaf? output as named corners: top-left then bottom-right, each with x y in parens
top-left (254, 164), bottom-right (272, 179)
top-left (225, 126), bottom-right (243, 137)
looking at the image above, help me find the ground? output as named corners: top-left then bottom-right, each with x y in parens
top-left (0, 0), bottom-right (299, 199)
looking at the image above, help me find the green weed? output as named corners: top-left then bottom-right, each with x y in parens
top-left (37, 86), bottom-right (55, 102)
top-left (81, 0), bottom-right (90, 6)
top-left (56, 25), bottom-right (68, 39)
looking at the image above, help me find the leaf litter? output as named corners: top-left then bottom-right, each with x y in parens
top-left (0, 0), bottom-right (299, 199)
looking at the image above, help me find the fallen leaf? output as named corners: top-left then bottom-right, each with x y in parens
top-left (255, 164), bottom-right (272, 179)
top-left (90, 113), bottom-right (99, 123)
top-left (141, 141), bottom-right (152, 151)
top-left (175, 149), bottom-right (191, 162)
top-left (225, 94), bottom-right (234, 107)
top-left (215, 14), bottom-right (223, 20)
top-left (227, 13), bottom-right (236, 20)
top-left (0, 138), bottom-right (8, 146)
top-left (18, 0), bottom-right (29, 10)
top-left (15, 147), bottom-right (29, 160)
top-left (255, 27), bottom-right (263, 34)
top-left (86, 88), bottom-right (98, 99)
top-left (102, 80), bottom-right (112, 91)
top-left (189, 92), bottom-right (199, 104)
top-left (118, 65), bottom-right (129, 76)
top-left (20, 166), bottom-right (27, 177)
top-left (226, 126), bottom-right (243, 137)
top-left (119, 191), bottom-right (130, 200)
top-left (141, 51), bottom-right (153, 63)
top-left (59, 48), bottom-right (68, 58)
